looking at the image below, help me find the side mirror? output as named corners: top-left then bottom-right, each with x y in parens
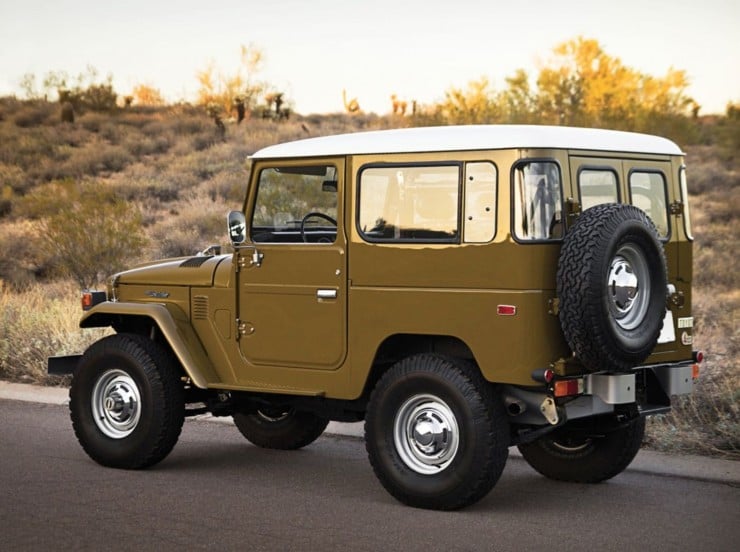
top-left (227, 211), bottom-right (247, 244)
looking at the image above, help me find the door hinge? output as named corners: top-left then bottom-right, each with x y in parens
top-left (236, 319), bottom-right (247, 340)
top-left (669, 201), bottom-right (683, 215)
top-left (235, 247), bottom-right (263, 272)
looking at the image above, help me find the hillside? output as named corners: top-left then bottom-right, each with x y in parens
top-left (0, 97), bottom-right (737, 458)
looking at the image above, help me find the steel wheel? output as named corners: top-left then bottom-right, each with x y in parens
top-left (365, 354), bottom-right (509, 510)
top-left (70, 334), bottom-right (184, 469)
top-left (607, 243), bottom-right (651, 331)
top-left (393, 394), bottom-right (460, 475)
top-left (91, 369), bottom-right (142, 439)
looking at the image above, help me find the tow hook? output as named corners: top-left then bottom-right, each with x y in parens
top-left (540, 397), bottom-right (559, 425)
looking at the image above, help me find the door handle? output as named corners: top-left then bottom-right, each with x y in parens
top-left (317, 289), bottom-right (337, 300)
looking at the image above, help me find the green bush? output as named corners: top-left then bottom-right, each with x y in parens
top-left (36, 181), bottom-right (147, 288)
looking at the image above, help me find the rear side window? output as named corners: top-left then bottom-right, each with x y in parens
top-left (629, 171), bottom-right (669, 238)
top-left (513, 161), bottom-right (563, 241)
top-left (579, 168), bottom-right (619, 210)
top-left (358, 165), bottom-right (460, 242)
top-left (463, 162), bottom-right (497, 243)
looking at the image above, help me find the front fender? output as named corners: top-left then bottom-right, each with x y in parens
top-left (80, 302), bottom-right (219, 389)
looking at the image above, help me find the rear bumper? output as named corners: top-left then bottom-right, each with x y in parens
top-left (48, 355), bottom-right (82, 376)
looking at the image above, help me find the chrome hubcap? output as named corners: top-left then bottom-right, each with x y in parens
top-left (607, 244), bottom-right (650, 331)
top-left (393, 394), bottom-right (459, 475)
top-left (91, 369), bottom-right (141, 439)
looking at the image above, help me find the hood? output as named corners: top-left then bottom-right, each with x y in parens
top-left (115, 255), bottom-right (229, 287)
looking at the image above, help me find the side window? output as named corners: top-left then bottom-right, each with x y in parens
top-left (251, 165), bottom-right (338, 243)
top-left (579, 168), bottom-right (619, 210)
top-left (463, 162), bottom-right (497, 243)
top-left (358, 165), bottom-right (460, 242)
top-left (514, 161), bottom-right (562, 241)
top-left (629, 171), bottom-right (669, 238)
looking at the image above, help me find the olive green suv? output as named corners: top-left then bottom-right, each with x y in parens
top-left (50, 125), bottom-right (701, 510)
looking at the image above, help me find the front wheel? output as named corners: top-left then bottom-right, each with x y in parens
top-left (69, 334), bottom-right (185, 469)
top-left (517, 416), bottom-right (645, 483)
top-left (365, 354), bottom-right (509, 510)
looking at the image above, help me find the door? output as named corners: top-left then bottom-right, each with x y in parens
top-left (237, 159), bottom-right (347, 370)
top-left (621, 159), bottom-right (676, 280)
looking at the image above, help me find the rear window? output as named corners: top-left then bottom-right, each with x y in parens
top-left (629, 171), bottom-right (669, 238)
top-left (578, 168), bottom-right (619, 210)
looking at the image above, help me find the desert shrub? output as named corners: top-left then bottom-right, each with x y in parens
top-left (13, 101), bottom-right (55, 128)
top-left (0, 162), bottom-right (27, 194)
top-left (0, 220), bottom-right (46, 288)
top-left (0, 186), bottom-right (12, 217)
top-left (13, 180), bottom-right (75, 219)
top-left (148, 193), bottom-right (228, 258)
top-left (0, 280), bottom-right (110, 384)
top-left (47, 142), bottom-right (134, 179)
top-left (200, 169), bottom-right (247, 203)
top-left (124, 134), bottom-right (172, 157)
top-left (33, 181), bottom-right (147, 288)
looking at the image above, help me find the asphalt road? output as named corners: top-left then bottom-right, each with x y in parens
top-left (1, 399), bottom-right (738, 551)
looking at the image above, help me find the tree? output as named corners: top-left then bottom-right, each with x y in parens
top-left (496, 69), bottom-right (537, 124)
top-left (535, 37), bottom-right (696, 131)
top-left (196, 44), bottom-right (265, 117)
top-left (439, 77), bottom-right (500, 124)
top-left (131, 84), bottom-right (166, 106)
top-left (39, 65), bottom-right (118, 113)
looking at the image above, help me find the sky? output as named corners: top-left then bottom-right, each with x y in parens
top-left (0, 0), bottom-right (738, 115)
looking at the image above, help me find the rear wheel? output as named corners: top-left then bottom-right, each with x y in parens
top-left (69, 334), bottom-right (185, 469)
top-left (233, 408), bottom-right (329, 450)
top-left (365, 354), bottom-right (509, 510)
top-left (517, 416), bottom-right (645, 483)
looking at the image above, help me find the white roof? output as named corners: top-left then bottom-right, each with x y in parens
top-left (251, 125), bottom-right (683, 159)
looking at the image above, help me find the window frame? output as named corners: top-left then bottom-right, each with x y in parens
top-left (249, 163), bottom-right (340, 245)
top-left (356, 161), bottom-right (463, 244)
top-left (627, 168), bottom-right (671, 241)
top-left (679, 165), bottom-right (694, 241)
top-left (510, 158), bottom-right (564, 244)
top-left (576, 165), bottom-right (621, 211)
top-left (462, 160), bottom-right (498, 244)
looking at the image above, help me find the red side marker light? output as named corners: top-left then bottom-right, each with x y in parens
top-left (553, 379), bottom-right (584, 398)
top-left (497, 305), bottom-right (517, 316)
top-left (692, 364), bottom-right (700, 380)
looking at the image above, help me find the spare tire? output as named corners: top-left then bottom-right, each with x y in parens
top-left (557, 204), bottom-right (667, 372)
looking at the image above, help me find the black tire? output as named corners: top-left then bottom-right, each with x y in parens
top-left (365, 354), bottom-right (509, 510)
top-left (557, 204), bottom-right (667, 372)
top-left (69, 333), bottom-right (185, 469)
top-left (233, 408), bottom-right (329, 450)
top-left (517, 416), bottom-right (645, 483)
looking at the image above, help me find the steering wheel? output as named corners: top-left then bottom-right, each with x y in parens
top-left (300, 212), bottom-right (337, 243)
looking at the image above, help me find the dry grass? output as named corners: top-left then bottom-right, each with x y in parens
top-left (0, 281), bottom-right (110, 385)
